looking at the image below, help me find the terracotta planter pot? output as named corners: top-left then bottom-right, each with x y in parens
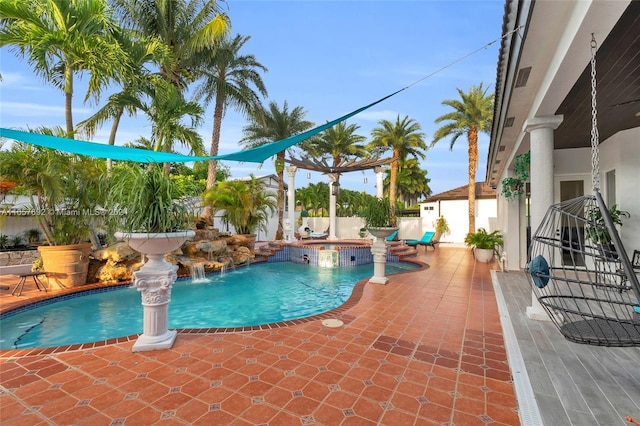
top-left (38, 243), bottom-right (92, 288)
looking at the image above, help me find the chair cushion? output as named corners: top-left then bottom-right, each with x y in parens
top-left (529, 255), bottom-right (550, 289)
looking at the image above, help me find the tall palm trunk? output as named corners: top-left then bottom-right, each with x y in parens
top-left (468, 127), bottom-right (479, 233)
top-left (389, 149), bottom-right (400, 224)
top-left (204, 91), bottom-right (225, 218)
top-left (64, 67), bottom-right (74, 137)
top-left (275, 151), bottom-right (285, 240)
top-left (106, 108), bottom-right (124, 171)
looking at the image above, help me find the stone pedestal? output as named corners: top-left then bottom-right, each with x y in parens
top-left (132, 256), bottom-right (178, 351)
top-left (114, 231), bottom-right (194, 351)
top-left (367, 227), bottom-right (397, 285)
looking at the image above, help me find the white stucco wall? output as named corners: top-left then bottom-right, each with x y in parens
top-left (419, 198), bottom-right (498, 243)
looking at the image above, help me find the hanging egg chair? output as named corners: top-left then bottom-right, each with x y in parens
top-left (525, 36), bottom-right (640, 347)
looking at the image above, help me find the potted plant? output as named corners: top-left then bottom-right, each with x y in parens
top-left (362, 197), bottom-right (397, 235)
top-left (361, 197), bottom-right (398, 284)
top-left (434, 216), bottom-right (450, 241)
top-left (464, 228), bottom-right (504, 263)
top-left (500, 152), bottom-right (530, 201)
top-left (0, 136), bottom-right (107, 287)
top-left (202, 175), bottom-right (277, 249)
top-left (359, 227), bottom-right (368, 238)
top-left (106, 163), bottom-right (196, 352)
top-left (585, 204), bottom-right (630, 259)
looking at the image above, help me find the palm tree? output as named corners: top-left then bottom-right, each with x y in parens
top-left (304, 121), bottom-right (367, 216)
top-left (384, 158), bottom-right (431, 207)
top-left (432, 83), bottom-right (494, 233)
top-left (113, 0), bottom-right (229, 90)
top-left (135, 78), bottom-right (205, 173)
top-left (240, 101), bottom-right (314, 240)
top-left (203, 176), bottom-right (277, 236)
top-left (0, 0), bottom-right (126, 136)
top-left (305, 121), bottom-right (368, 166)
top-left (297, 182), bottom-right (330, 217)
top-left (367, 115), bottom-right (427, 223)
top-left (194, 34), bottom-right (268, 192)
top-left (77, 35), bottom-right (169, 169)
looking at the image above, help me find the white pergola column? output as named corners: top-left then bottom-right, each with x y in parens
top-left (328, 173), bottom-right (338, 240)
top-left (374, 166), bottom-right (385, 199)
top-left (523, 115), bottom-right (563, 321)
top-left (286, 166), bottom-right (297, 242)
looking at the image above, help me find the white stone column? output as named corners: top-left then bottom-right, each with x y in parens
top-left (501, 169), bottom-right (521, 271)
top-left (133, 254), bottom-right (178, 351)
top-left (523, 115), bottom-right (563, 321)
top-left (328, 173), bottom-right (338, 240)
top-left (374, 166), bottom-right (385, 199)
top-left (286, 166), bottom-right (297, 242)
top-left (367, 227), bottom-right (396, 284)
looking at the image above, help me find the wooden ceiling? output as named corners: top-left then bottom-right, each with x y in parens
top-left (554, 0), bottom-right (640, 149)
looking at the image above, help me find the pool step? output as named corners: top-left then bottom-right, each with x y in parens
top-left (388, 243), bottom-right (419, 259)
top-left (255, 241), bottom-right (286, 259)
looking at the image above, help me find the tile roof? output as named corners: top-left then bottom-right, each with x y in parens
top-left (423, 182), bottom-right (496, 202)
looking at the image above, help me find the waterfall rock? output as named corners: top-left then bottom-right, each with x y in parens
top-left (90, 234), bottom-right (254, 283)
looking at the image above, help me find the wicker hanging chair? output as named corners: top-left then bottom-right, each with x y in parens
top-left (525, 36), bottom-right (640, 347)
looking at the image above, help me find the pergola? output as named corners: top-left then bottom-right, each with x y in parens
top-left (283, 156), bottom-right (393, 241)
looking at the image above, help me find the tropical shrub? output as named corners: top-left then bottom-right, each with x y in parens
top-left (0, 137), bottom-right (106, 245)
top-left (464, 228), bottom-right (504, 251)
top-left (106, 163), bottom-right (196, 234)
top-left (202, 175), bottom-right (277, 235)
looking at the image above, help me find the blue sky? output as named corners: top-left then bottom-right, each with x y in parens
top-left (0, 0), bottom-right (504, 196)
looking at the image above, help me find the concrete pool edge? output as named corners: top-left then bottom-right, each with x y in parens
top-left (0, 259), bottom-right (429, 358)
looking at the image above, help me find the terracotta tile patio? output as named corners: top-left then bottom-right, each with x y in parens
top-left (0, 246), bottom-right (519, 425)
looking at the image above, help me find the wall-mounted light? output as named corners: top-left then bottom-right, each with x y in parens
top-left (363, 177), bottom-right (368, 184)
top-left (307, 172), bottom-right (311, 179)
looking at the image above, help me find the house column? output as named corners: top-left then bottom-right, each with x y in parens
top-left (500, 169), bottom-right (521, 271)
top-left (328, 173), bottom-right (339, 240)
top-left (374, 166), bottom-right (385, 199)
top-left (286, 166), bottom-right (297, 242)
top-left (523, 115), bottom-right (563, 321)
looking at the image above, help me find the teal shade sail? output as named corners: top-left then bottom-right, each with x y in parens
top-left (0, 87), bottom-right (405, 163)
top-left (212, 88), bottom-right (404, 162)
top-left (0, 128), bottom-right (210, 163)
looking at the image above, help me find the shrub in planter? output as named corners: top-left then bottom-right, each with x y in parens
top-left (585, 204), bottom-right (629, 259)
top-left (465, 228), bottom-right (504, 262)
top-left (361, 197), bottom-right (396, 229)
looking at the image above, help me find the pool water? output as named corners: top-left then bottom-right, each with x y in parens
top-left (0, 261), bottom-right (419, 349)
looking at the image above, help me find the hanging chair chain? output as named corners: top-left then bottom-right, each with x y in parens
top-left (590, 34), bottom-right (600, 192)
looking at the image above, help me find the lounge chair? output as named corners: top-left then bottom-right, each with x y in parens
top-left (309, 227), bottom-right (329, 239)
top-left (385, 230), bottom-right (399, 242)
top-left (405, 231), bottom-right (439, 250)
top-left (309, 232), bottom-right (328, 239)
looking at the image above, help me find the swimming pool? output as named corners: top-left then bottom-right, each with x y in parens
top-left (0, 261), bottom-right (420, 349)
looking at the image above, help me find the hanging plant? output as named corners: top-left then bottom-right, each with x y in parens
top-left (501, 152), bottom-right (530, 201)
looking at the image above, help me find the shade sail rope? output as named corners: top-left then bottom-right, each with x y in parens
top-left (0, 27), bottom-right (521, 164)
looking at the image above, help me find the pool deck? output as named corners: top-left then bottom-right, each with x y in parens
top-left (1, 245), bottom-right (638, 425)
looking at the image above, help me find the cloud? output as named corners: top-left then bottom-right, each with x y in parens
top-left (0, 72), bottom-right (43, 90)
top-left (0, 101), bottom-right (92, 117)
top-left (356, 110), bottom-right (399, 122)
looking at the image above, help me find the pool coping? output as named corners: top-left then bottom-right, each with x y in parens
top-left (0, 259), bottom-right (428, 358)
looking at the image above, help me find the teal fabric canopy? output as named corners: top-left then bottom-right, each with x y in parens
top-left (0, 87), bottom-right (404, 163)
top-left (0, 128), bottom-right (210, 163)
top-left (212, 89), bottom-right (404, 162)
